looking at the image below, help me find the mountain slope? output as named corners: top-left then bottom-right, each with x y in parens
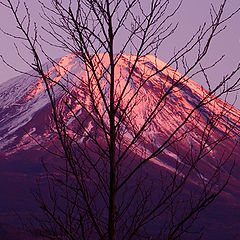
top-left (0, 53), bottom-right (240, 239)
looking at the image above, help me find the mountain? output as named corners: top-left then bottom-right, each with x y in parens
top-left (0, 53), bottom-right (240, 239)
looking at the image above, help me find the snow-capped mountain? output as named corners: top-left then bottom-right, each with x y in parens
top-left (0, 53), bottom-right (240, 239)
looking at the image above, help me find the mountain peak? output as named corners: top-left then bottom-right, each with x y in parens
top-left (1, 53), bottom-right (239, 155)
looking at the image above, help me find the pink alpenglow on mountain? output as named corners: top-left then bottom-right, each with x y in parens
top-left (0, 53), bottom-right (240, 239)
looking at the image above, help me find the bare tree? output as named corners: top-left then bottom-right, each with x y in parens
top-left (1, 0), bottom-right (240, 239)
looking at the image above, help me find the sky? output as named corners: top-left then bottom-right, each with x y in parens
top-left (0, 0), bottom-right (240, 108)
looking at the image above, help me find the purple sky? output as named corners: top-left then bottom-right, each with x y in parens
top-left (0, 0), bottom-right (239, 108)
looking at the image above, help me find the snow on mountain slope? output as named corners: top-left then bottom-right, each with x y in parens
top-left (0, 53), bottom-right (239, 171)
top-left (0, 54), bottom-right (84, 151)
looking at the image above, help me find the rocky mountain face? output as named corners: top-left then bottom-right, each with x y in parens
top-left (0, 53), bottom-right (240, 239)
